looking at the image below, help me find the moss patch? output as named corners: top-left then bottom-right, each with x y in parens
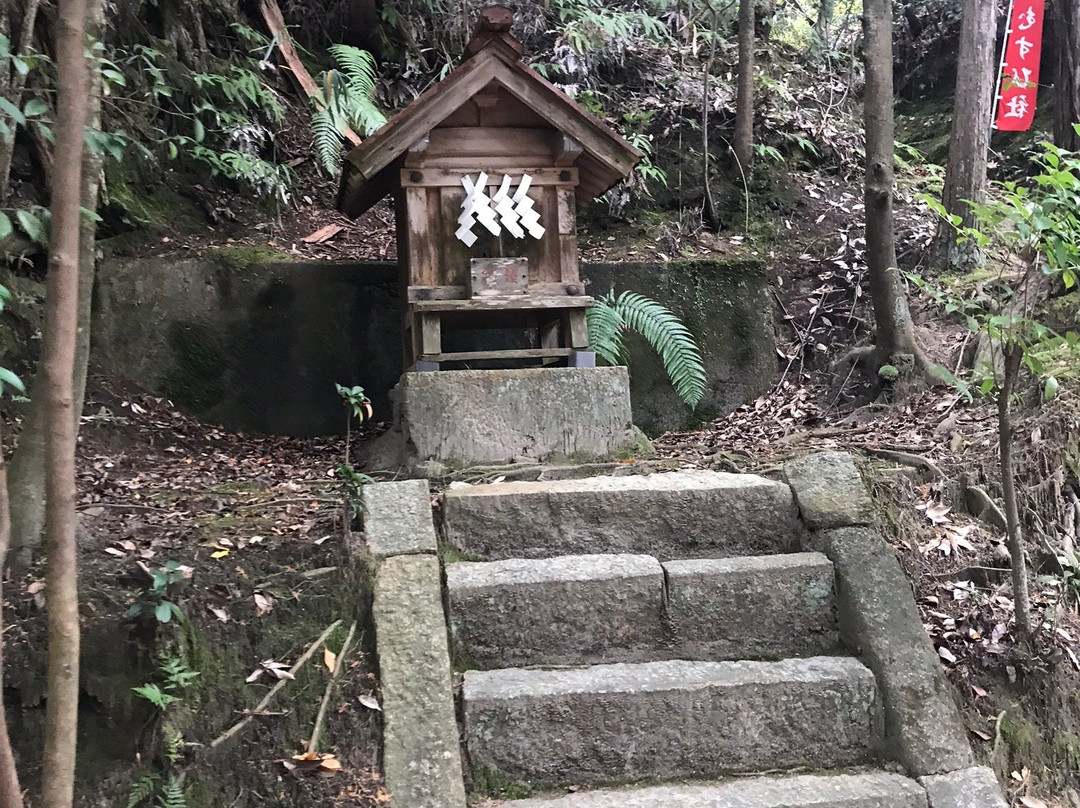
top-left (206, 244), bottom-right (296, 271)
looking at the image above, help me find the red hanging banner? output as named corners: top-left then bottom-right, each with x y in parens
top-left (993, 0), bottom-right (1046, 131)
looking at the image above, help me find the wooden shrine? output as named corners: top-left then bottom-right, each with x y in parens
top-left (336, 5), bottom-right (642, 371)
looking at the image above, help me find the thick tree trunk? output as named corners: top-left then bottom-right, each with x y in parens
top-left (0, 437), bottom-right (24, 808)
top-left (863, 0), bottom-right (925, 369)
top-left (7, 6), bottom-right (102, 571)
top-left (41, 1), bottom-right (91, 807)
top-left (932, 0), bottom-right (997, 272)
top-left (1053, 0), bottom-right (1080, 150)
top-left (998, 343), bottom-right (1033, 641)
top-left (733, 0), bottom-right (755, 172)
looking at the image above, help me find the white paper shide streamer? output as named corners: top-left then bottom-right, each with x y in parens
top-left (456, 173), bottom-right (545, 246)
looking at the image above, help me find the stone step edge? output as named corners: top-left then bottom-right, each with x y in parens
top-left (463, 655), bottom-right (873, 699)
top-left (488, 771), bottom-right (926, 807)
top-left (447, 550), bottom-right (832, 588)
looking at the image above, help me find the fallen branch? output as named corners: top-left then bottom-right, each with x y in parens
top-left (236, 497), bottom-right (338, 510)
top-left (257, 0), bottom-right (361, 146)
top-left (307, 621), bottom-right (357, 753)
top-left (864, 447), bottom-right (943, 479)
top-left (77, 502), bottom-right (164, 512)
top-left (209, 619), bottom-right (343, 751)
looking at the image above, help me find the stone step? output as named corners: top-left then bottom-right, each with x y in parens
top-left (489, 771), bottom-right (927, 808)
top-left (442, 470), bottom-right (801, 561)
top-left (665, 552), bottom-right (839, 660)
top-left (447, 554), bottom-right (666, 668)
top-left (447, 552), bottom-right (839, 668)
top-left (463, 657), bottom-right (881, 787)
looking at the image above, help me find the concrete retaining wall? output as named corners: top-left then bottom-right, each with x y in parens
top-left (92, 255), bottom-right (774, 436)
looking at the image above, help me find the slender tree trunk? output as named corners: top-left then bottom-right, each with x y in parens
top-left (702, 9), bottom-right (720, 230)
top-left (1053, 0), bottom-right (1080, 150)
top-left (0, 433), bottom-right (25, 808)
top-left (733, 0), bottom-right (755, 172)
top-left (932, 0), bottom-right (997, 271)
top-left (7, 5), bottom-right (102, 572)
top-left (863, 0), bottom-right (927, 371)
top-left (998, 342), bottom-right (1032, 640)
top-left (0, 0), bottom-right (44, 202)
top-left (41, 1), bottom-right (91, 806)
top-left (815, 0), bottom-right (835, 45)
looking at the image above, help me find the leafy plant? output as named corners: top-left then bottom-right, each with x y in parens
top-left (335, 383), bottom-right (375, 518)
top-left (0, 285), bottom-right (25, 399)
top-left (127, 773), bottom-right (160, 808)
top-left (132, 683), bottom-right (180, 710)
top-left (311, 45), bottom-right (387, 175)
top-left (917, 133), bottom-right (1080, 640)
top-left (125, 561), bottom-right (188, 624)
top-left (587, 290), bottom-right (706, 408)
top-left (129, 657), bottom-right (196, 808)
top-left (156, 775), bottom-right (186, 808)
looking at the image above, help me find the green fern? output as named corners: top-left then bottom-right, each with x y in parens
top-left (587, 291), bottom-right (706, 408)
top-left (163, 722), bottom-right (185, 765)
top-left (311, 45), bottom-right (386, 176)
top-left (127, 773), bottom-right (159, 808)
top-left (157, 776), bottom-right (186, 808)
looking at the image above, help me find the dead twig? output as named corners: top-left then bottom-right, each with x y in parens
top-left (209, 619), bottom-right (343, 751)
top-left (864, 447), bottom-right (944, 479)
top-left (235, 497), bottom-right (338, 510)
top-left (307, 621), bottom-right (358, 753)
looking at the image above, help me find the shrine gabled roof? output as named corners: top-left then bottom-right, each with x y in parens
top-left (335, 35), bottom-right (643, 219)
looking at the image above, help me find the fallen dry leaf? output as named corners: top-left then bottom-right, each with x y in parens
top-left (359, 694), bottom-right (381, 712)
top-left (323, 646), bottom-right (337, 673)
top-left (253, 592), bottom-right (273, 616)
top-left (301, 224), bottom-right (344, 244)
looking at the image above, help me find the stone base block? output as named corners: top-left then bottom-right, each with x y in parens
top-left (822, 527), bottom-right (975, 775)
top-left (664, 552), bottom-right (838, 659)
top-left (374, 555), bottom-right (466, 807)
top-left (363, 367), bottom-right (650, 472)
top-left (443, 470), bottom-right (801, 561)
top-left (463, 657), bottom-right (880, 786)
top-left (447, 554), bottom-right (664, 668)
top-left (500, 772), bottom-right (927, 808)
top-left (918, 767), bottom-right (1007, 808)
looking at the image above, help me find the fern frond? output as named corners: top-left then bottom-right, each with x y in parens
top-left (157, 776), bottom-right (186, 808)
top-left (613, 291), bottom-right (706, 408)
top-left (163, 722), bottom-right (185, 764)
top-left (127, 773), bottom-right (159, 808)
top-left (329, 46), bottom-right (386, 136)
top-left (329, 45), bottom-right (378, 94)
top-left (311, 108), bottom-right (341, 176)
top-left (586, 294), bottom-right (626, 366)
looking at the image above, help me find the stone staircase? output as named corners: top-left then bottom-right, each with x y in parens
top-left (442, 471), bottom-right (903, 806)
top-left (363, 455), bottom-right (1009, 808)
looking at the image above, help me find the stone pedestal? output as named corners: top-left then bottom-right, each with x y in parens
top-left (361, 366), bottom-right (651, 474)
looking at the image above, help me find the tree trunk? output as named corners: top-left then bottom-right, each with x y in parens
top-left (931, 0), bottom-right (997, 272)
top-left (0, 435), bottom-right (25, 808)
top-left (0, 0), bottom-right (44, 202)
top-left (733, 0), bottom-right (755, 172)
top-left (1053, 0), bottom-right (1080, 150)
top-left (998, 342), bottom-right (1033, 641)
top-left (40, 1), bottom-right (91, 807)
top-left (863, 0), bottom-right (926, 370)
top-left (702, 9), bottom-right (720, 231)
top-left (7, 5), bottom-right (102, 571)
top-left (815, 0), bottom-right (835, 45)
